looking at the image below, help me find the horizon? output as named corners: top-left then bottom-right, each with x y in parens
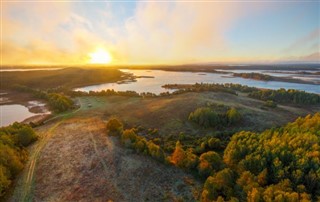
top-left (2, 1), bottom-right (320, 65)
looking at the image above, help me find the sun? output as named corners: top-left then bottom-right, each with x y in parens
top-left (88, 48), bottom-right (112, 64)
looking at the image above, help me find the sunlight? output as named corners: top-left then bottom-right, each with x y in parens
top-left (88, 48), bottom-right (112, 64)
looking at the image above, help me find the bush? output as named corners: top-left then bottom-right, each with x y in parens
top-left (208, 138), bottom-right (221, 150)
top-left (264, 100), bottom-right (277, 108)
top-left (169, 141), bottom-right (199, 170)
top-left (189, 107), bottom-right (220, 128)
top-left (226, 108), bottom-right (241, 125)
top-left (198, 151), bottom-right (223, 177)
top-left (147, 142), bottom-right (165, 162)
top-left (121, 129), bottom-right (137, 147)
top-left (15, 126), bottom-right (37, 146)
top-left (106, 118), bottom-right (123, 135)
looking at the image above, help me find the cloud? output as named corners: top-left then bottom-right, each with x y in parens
top-left (114, 2), bottom-right (260, 64)
top-left (2, 2), bottom-right (106, 65)
top-left (1, 1), bottom-right (319, 65)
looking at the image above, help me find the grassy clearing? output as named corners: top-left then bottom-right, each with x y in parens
top-left (76, 92), bottom-right (319, 136)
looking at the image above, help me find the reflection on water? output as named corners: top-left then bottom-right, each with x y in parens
top-left (75, 69), bottom-right (320, 94)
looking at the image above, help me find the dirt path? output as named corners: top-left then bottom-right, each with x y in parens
top-left (25, 118), bottom-right (200, 201)
top-left (9, 120), bottom-right (64, 202)
top-left (9, 100), bottom-right (83, 202)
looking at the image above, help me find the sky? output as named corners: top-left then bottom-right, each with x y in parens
top-left (1, 1), bottom-right (319, 65)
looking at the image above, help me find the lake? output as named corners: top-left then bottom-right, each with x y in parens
top-left (75, 69), bottom-right (320, 94)
top-left (0, 101), bottom-right (50, 127)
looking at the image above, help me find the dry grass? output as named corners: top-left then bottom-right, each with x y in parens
top-left (33, 118), bottom-right (200, 202)
top-left (77, 92), bottom-right (320, 135)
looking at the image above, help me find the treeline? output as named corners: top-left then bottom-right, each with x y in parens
top-left (70, 83), bottom-right (320, 106)
top-left (233, 73), bottom-right (272, 81)
top-left (70, 83), bottom-right (319, 106)
top-left (70, 89), bottom-right (159, 98)
top-left (71, 84), bottom-right (236, 98)
top-left (164, 83), bottom-right (320, 105)
top-left (163, 83), bottom-right (237, 95)
top-left (189, 107), bottom-right (242, 128)
top-left (0, 123), bottom-right (37, 197)
top-left (249, 88), bottom-right (320, 105)
top-left (14, 85), bottom-right (74, 112)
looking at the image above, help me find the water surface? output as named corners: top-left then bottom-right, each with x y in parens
top-left (1, 104), bottom-right (37, 127)
top-left (0, 101), bottom-right (50, 127)
top-left (75, 69), bottom-right (320, 94)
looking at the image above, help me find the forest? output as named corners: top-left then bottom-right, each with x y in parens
top-left (107, 112), bottom-right (320, 201)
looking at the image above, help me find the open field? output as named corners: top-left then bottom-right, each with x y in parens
top-left (76, 92), bottom-right (320, 136)
top-left (10, 117), bottom-right (200, 202)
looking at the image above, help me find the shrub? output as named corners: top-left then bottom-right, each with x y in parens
top-left (121, 129), bottom-right (137, 147)
top-left (147, 141), bottom-right (165, 162)
top-left (15, 126), bottom-right (37, 147)
top-left (189, 107), bottom-right (220, 128)
top-left (264, 100), bottom-right (277, 108)
top-left (198, 151), bottom-right (223, 177)
top-left (170, 141), bottom-right (199, 170)
top-left (208, 138), bottom-right (221, 150)
top-left (226, 108), bottom-right (241, 125)
top-left (106, 118), bottom-right (123, 135)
